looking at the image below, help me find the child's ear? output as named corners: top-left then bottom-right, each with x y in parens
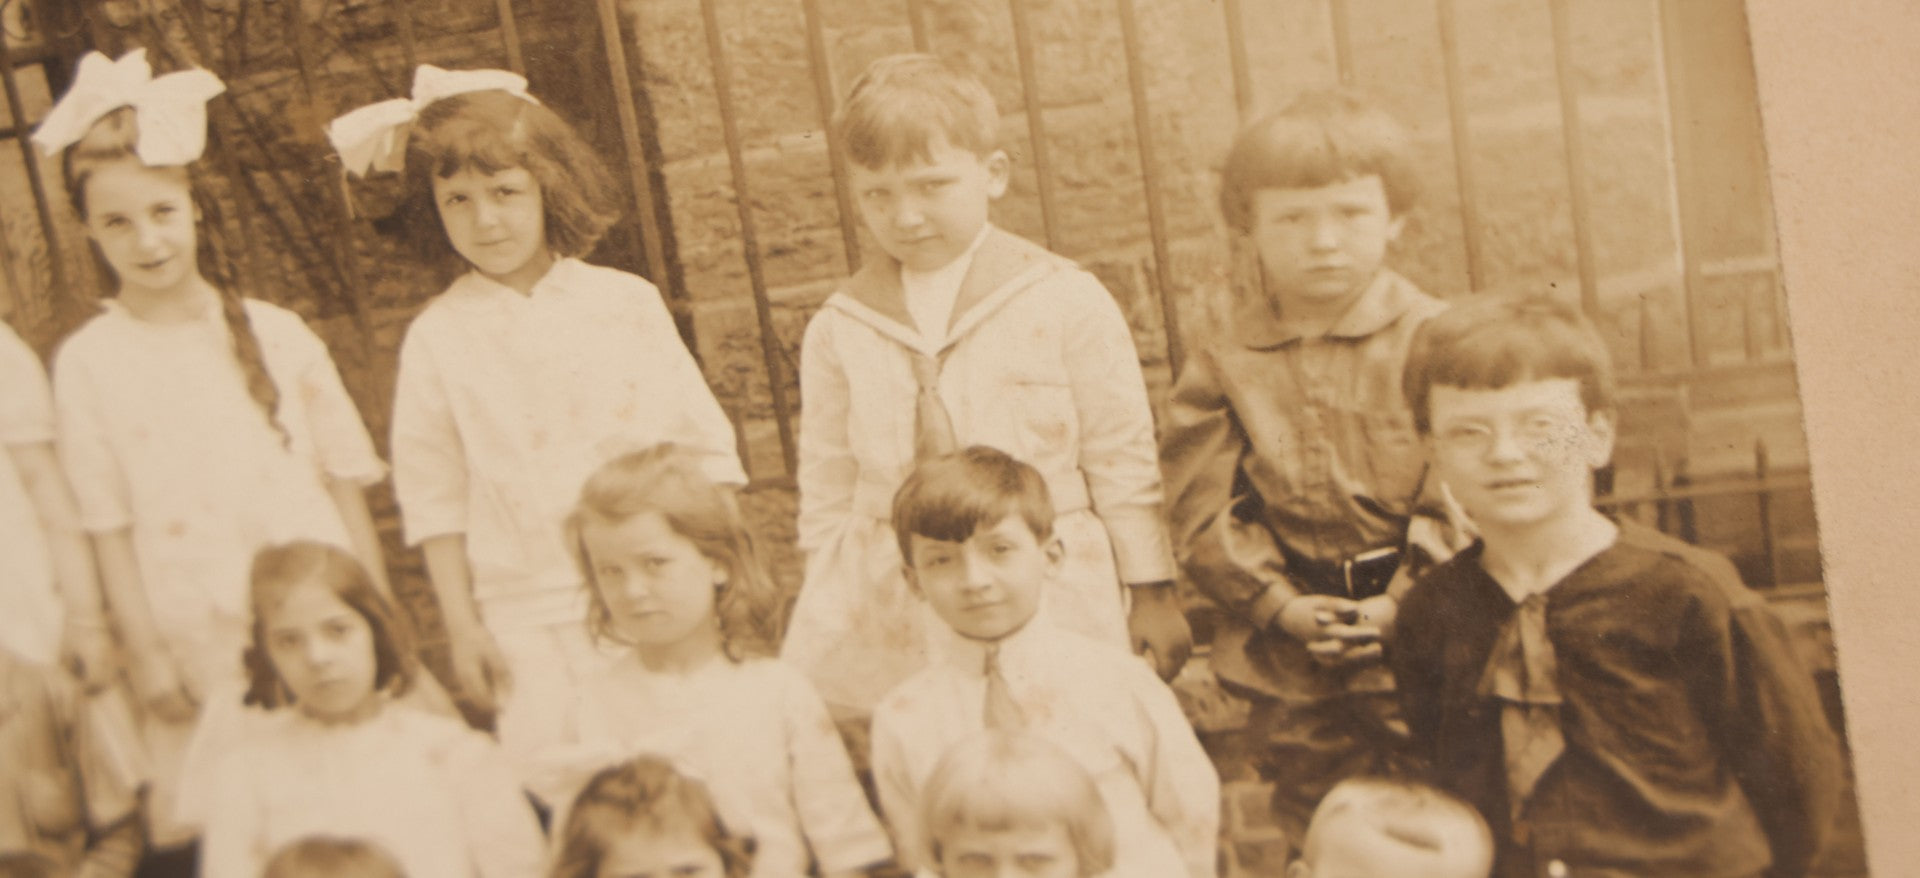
top-left (984, 149), bottom-right (1012, 199)
top-left (1042, 534), bottom-right (1066, 570)
top-left (901, 564), bottom-right (924, 599)
top-left (1386, 211), bottom-right (1409, 244)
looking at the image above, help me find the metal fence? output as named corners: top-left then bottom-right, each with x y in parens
top-left (0, 0), bottom-right (1813, 589)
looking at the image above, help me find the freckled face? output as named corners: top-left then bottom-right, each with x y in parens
top-left (1426, 378), bottom-right (1614, 533)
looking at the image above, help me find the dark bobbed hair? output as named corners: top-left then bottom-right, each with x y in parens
top-left (920, 731), bottom-right (1116, 875)
top-left (891, 445), bottom-right (1055, 565)
top-left (60, 105), bottom-right (287, 445)
top-left (1402, 294), bottom-right (1617, 436)
top-left (833, 53), bottom-right (1000, 169)
top-left (565, 444), bottom-right (778, 660)
top-left (396, 90), bottom-right (622, 267)
top-left (262, 836), bottom-right (408, 878)
top-left (244, 541), bottom-right (417, 709)
top-left (550, 755), bottom-right (755, 878)
top-left (1218, 88), bottom-right (1420, 234)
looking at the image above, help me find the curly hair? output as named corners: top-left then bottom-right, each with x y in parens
top-left (61, 106), bottom-right (287, 446)
top-left (565, 444), bottom-right (777, 661)
top-left (550, 755), bottom-right (755, 878)
top-left (243, 541), bottom-right (417, 709)
top-left (395, 89), bottom-right (622, 268)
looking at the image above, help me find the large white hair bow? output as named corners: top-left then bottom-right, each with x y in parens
top-left (31, 49), bottom-right (226, 166)
top-left (326, 64), bottom-right (538, 177)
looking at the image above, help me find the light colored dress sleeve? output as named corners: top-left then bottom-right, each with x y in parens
top-left (778, 664), bottom-right (892, 872)
top-left (1124, 662), bottom-right (1221, 878)
top-left (0, 324), bottom-right (52, 446)
top-left (868, 701), bottom-right (926, 873)
top-left (442, 726), bottom-right (549, 878)
top-left (625, 276), bottom-right (745, 486)
top-left (197, 742), bottom-right (267, 878)
top-left (794, 311), bottom-right (856, 556)
top-left (51, 338), bottom-right (131, 534)
top-left (389, 317), bottom-right (470, 545)
top-left (1056, 272), bottom-right (1176, 584)
top-left (281, 312), bottom-right (385, 485)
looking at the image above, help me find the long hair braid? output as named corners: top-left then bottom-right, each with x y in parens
top-left (62, 106), bottom-right (289, 446)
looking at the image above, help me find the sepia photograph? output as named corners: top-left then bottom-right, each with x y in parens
top-left (0, 0), bottom-right (1879, 875)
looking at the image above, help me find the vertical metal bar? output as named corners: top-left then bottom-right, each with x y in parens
top-left (0, 40), bottom-right (72, 313)
top-left (594, 0), bottom-right (672, 285)
top-left (495, 0), bottom-right (526, 74)
top-left (1637, 291), bottom-right (1653, 371)
top-left (1547, 0), bottom-right (1600, 317)
top-left (905, 0), bottom-right (931, 52)
top-left (1114, 0), bottom-right (1184, 374)
top-left (1006, 0), bottom-right (1062, 251)
top-left (1222, 0), bottom-right (1254, 116)
top-left (1328, 0), bottom-right (1355, 84)
top-left (1655, 0), bottom-right (1707, 367)
top-left (285, 0), bottom-right (375, 350)
top-left (699, 0), bottom-right (799, 475)
top-left (1754, 438), bottom-right (1779, 588)
top-left (395, 0), bottom-right (421, 71)
top-left (801, 0), bottom-right (862, 272)
top-left (1433, 0), bottom-right (1486, 291)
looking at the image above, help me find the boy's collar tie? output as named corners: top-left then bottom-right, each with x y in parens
top-left (32, 49), bottom-right (225, 166)
top-left (326, 64), bottom-right (538, 177)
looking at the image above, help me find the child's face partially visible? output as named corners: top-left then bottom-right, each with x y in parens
top-left (938, 823), bottom-right (1081, 878)
top-left (581, 511), bottom-right (728, 651)
top-left (1247, 175), bottom-right (1404, 314)
top-left (1426, 377), bottom-right (1614, 534)
top-left (905, 514), bottom-right (1061, 642)
top-left (431, 165), bottom-right (552, 293)
top-left (851, 132), bottom-right (1010, 272)
top-left (264, 582), bottom-right (380, 723)
top-left (82, 162), bottom-right (201, 298)
top-left (594, 826), bottom-right (727, 878)
top-left (1291, 812), bottom-right (1488, 878)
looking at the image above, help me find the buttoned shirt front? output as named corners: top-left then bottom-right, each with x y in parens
top-left (1161, 269), bottom-right (1450, 699)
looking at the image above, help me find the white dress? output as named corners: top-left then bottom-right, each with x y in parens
top-left (190, 702), bottom-right (546, 878)
top-left (390, 258), bottom-right (745, 772)
top-left (530, 654), bottom-right (892, 878)
top-left (52, 297), bottom-right (385, 844)
top-left (0, 323), bottom-right (63, 665)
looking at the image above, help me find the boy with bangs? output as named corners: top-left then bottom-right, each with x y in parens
top-left (1160, 88), bottom-right (1456, 852)
top-left (1390, 296), bottom-right (1843, 877)
top-left (786, 53), bottom-right (1189, 723)
top-left (870, 447), bottom-right (1218, 878)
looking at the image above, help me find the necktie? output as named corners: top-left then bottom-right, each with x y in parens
top-left (911, 353), bottom-right (957, 461)
top-left (1476, 591), bottom-right (1565, 834)
top-left (982, 643), bottom-right (1026, 730)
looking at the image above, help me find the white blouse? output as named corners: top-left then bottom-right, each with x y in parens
top-left (0, 323), bottom-right (61, 665)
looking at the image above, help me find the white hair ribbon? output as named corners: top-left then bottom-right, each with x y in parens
top-left (31, 49), bottom-right (226, 166)
top-left (325, 64), bottom-right (538, 177)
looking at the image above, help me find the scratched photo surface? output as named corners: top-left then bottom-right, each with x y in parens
top-left (0, 0), bottom-right (1864, 876)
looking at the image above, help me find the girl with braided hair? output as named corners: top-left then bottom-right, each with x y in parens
top-left (34, 50), bottom-right (391, 870)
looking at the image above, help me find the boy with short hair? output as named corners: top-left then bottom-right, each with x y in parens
top-left (786, 53), bottom-right (1189, 720)
top-left (918, 731), bottom-right (1115, 878)
top-left (1390, 295), bottom-right (1843, 877)
top-left (870, 447), bottom-right (1218, 878)
top-left (1290, 777), bottom-right (1493, 878)
top-left (1160, 88), bottom-right (1455, 850)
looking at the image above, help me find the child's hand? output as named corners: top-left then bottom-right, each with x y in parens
top-left (128, 648), bottom-right (198, 722)
top-left (1353, 594), bottom-right (1399, 641)
top-left (447, 626), bottom-right (514, 717)
top-left (61, 622), bottom-right (119, 692)
top-left (1128, 580), bottom-right (1194, 681)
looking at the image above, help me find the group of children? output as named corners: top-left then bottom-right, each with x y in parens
top-left (0, 40), bottom-right (1842, 878)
